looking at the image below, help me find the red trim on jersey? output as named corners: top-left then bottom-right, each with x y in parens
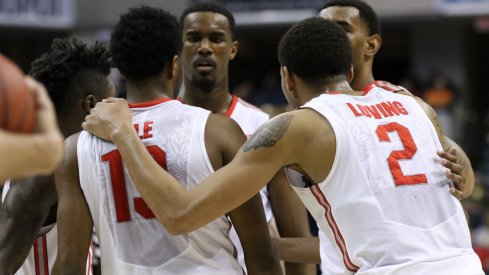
top-left (34, 238), bottom-right (40, 275)
top-left (362, 81), bottom-right (377, 95)
top-left (128, 97), bottom-right (172, 108)
top-left (309, 185), bottom-right (359, 272)
top-left (224, 95), bottom-right (239, 117)
top-left (327, 91), bottom-right (343, 95)
top-left (42, 235), bottom-right (49, 275)
top-left (87, 243), bottom-right (93, 275)
top-left (363, 80), bottom-right (405, 95)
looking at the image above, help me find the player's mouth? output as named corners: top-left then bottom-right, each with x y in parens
top-left (194, 59), bottom-right (215, 73)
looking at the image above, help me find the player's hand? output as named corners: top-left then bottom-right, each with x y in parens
top-left (82, 97), bottom-right (133, 142)
top-left (438, 148), bottom-right (464, 200)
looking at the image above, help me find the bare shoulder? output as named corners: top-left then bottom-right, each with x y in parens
top-left (56, 132), bottom-right (82, 179)
top-left (243, 109), bottom-right (331, 153)
top-left (205, 113), bottom-right (246, 142)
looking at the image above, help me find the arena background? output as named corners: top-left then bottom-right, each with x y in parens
top-left (1, 0), bottom-right (489, 272)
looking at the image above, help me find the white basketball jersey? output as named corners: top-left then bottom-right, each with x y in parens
top-left (225, 95), bottom-right (272, 273)
top-left (287, 88), bottom-right (483, 274)
top-left (1, 182), bottom-right (93, 275)
top-left (77, 98), bottom-right (243, 275)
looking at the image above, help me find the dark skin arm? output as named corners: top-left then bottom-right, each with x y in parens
top-left (268, 170), bottom-right (316, 274)
top-left (202, 113), bottom-right (283, 275)
top-left (0, 176), bottom-right (58, 274)
top-left (408, 94), bottom-right (474, 199)
top-left (52, 133), bottom-right (93, 275)
top-left (272, 236), bottom-right (320, 264)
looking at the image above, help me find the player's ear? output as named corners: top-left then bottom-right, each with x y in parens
top-left (365, 34), bottom-right (381, 57)
top-left (282, 66), bottom-right (296, 96)
top-left (229, 41), bottom-right (238, 60)
top-left (168, 55), bottom-right (180, 79)
top-left (83, 94), bottom-right (97, 114)
top-left (347, 65), bottom-right (354, 83)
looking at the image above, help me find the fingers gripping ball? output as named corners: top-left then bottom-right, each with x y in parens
top-left (0, 54), bottom-right (36, 133)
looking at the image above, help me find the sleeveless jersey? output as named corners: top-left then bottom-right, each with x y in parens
top-left (286, 87), bottom-right (483, 274)
top-left (224, 95), bottom-right (272, 273)
top-left (318, 81), bottom-right (409, 275)
top-left (1, 181), bottom-right (93, 275)
top-left (77, 98), bottom-right (243, 275)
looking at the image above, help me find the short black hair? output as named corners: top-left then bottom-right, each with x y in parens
top-left (29, 38), bottom-right (110, 115)
top-left (110, 6), bottom-right (182, 81)
top-left (321, 0), bottom-right (381, 35)
top-left (180, 2), bottom-right (235, 38)
top-left (278, 17), bottom-right (351, 88)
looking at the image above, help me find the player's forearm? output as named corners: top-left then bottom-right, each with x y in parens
top-left (111, 124), bottom-right (193, 234)
top-left (0, 180), bottom-right (56, 272)
top-left (445, 137), bottom-right (474, 198)
top-left (284, 262), bottom-right (317, 275)
top-left (0, 130), bottom-right (63, 181)
top-left (273, 237), bottom-right (320, 264)
top-left (0, 206), bottom-right (46, 273)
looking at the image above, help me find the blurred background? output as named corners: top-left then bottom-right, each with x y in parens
top-left (1, 0), bottom-right (489, 271)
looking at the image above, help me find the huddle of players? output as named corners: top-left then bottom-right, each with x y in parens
top-left (0, 0), bottom-right (481, 274)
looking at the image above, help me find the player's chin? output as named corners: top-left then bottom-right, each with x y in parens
top-left (193, 77), bottom-right (215, 92)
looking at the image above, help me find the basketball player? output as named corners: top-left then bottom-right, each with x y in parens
top-left (271, 0), bottom-right (477, 271)
top-left (53, 6), bottom-right (280, 274)
top-left (317, 1), bottom-right (476, 273)
top-left (0, 38), bottom-right (114, 275)
top-left (318, 0), bottom-right (473, 200)
top-left (83, 17), bottom-right (484, 274)
top-left (0, 77), bottom-right (63, 183)
top-left (179, 3), bottom-right (314, 273)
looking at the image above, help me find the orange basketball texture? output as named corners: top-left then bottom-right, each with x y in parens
top-left (0, 54), bottom-right (36, 133)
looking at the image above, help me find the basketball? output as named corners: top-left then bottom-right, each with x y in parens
top-left (0, 53), bottom-right (36, 133)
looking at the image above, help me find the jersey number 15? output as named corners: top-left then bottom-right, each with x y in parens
top-left (102, 145), bottom-right (166, 222)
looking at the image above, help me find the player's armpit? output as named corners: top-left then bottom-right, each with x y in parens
top-left (229, 194), bottom-right (282, 275)
top-left (268, 170), bottom-right (317, 274)
top-left (52, 133), bottom-right (93, 275)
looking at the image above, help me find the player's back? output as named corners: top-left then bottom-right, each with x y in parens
top-left (287, 88), bottom-right (482, 274)
top-left (77, 98), bottom-right (242, 274)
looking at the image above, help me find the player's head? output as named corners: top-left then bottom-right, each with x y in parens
top-left (278, 17), bottom-right (352, 107)
top-left (318, 0), bottom-right (381, 75)
top-left (30, 38), bottom-right (115, 135)
top-left (110, 6), bottom-right (182, 96)
top-left (179, 3), bottom-right (238, 92)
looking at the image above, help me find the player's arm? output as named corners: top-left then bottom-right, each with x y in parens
top-left (52, 133), bottom-right (93, 275)
top-left (410, 95), bottom-right (474, 199)
top-left (268, 170), bottom-right (317, 274)
top-left (82, 98), bottom-right (302, 234)
top-left (0, 176), bottom-right (58, 274)
top-left (0, 78), bottom-right (63, 183)
top-left (272, 236), bottom-right (320, 264)
top-left (204, 114), bottom-right (282, 274)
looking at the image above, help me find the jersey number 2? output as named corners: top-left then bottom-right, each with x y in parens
top-left (376, 122), bottom-right (427, 186)
top-left (101, 145), bottom-right (166, 222)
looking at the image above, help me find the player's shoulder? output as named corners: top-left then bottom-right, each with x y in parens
top-left (207, 113), bottom-right (242, 132)
top-left (205, 113), bottom-right (246, 148)
top-left (63, 132), bottom-right (83, 165)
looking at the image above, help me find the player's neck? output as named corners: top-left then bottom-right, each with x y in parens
top-left (183, 83), bottom-right (234, 114)
top-left (126, 80), bottom-right (173, 104)
top-left (351, 66), bottom-right (375, 91)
